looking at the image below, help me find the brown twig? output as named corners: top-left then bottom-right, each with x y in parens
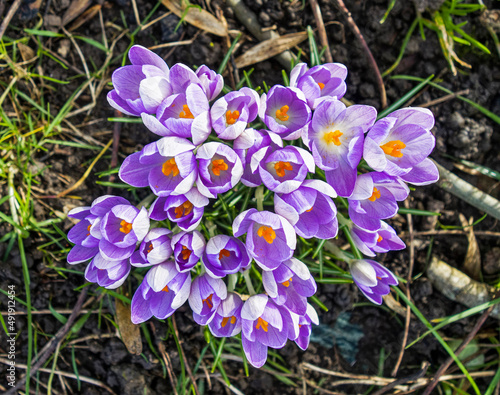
top-left (310, 0), bottom-right (333, 63)
top-left (422, 300), bottom-right (497, 395)
top-left (418, 89), bottom-right (469, 108)
top-left (5, 288), bottom-right (88, 395)
top-left (374, 361), bottom-right (430, 395)
top-left (333, 0), bottom-right (387, 108)
top-left (0, 0), bottom-right (22, 40)
top-left (107, 109), bottom-right (122, 194)
top-left (399, 229), bottom-right (500, 238)
top-left (151, 321), bottom-right (178, 395)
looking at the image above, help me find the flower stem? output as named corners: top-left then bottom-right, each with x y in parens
top-left (255, 186), bottom-right (264, 211)
top-left (242, 269), bottom-right (256, 295)
top-left (228, 273), bottom-right (237, 292)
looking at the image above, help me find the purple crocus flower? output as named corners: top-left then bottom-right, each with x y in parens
top-left (85, 252), bottom-right (130, 289)
top-left (274, 179), bottom-right (338, 239)
top-left (141, 83), bottom-right (211, 145)
top-left (241, 294), bottom-right (294, 368)
top-left (254, 145), bottom-right (315, 194)
top-left (291, 303), bottom-right (319, 350)
top-left (233, 209), bottom-right (296, 271)
top-left (196, 142), bottom-right (244, 198)
top-left (262, 258), bottom-right (317, 315)
top-left (119, 137), bottom-right (198, 197)
top-left (350, 259), bottom-right (398, 304)
top-left (196, 65), bottom-right (224, 101)
top-left (351, 221), bottom-right (405, 257)
top-left (130, 261), bottom-right (192, 324)
top-left (399, 158), bottom-right (439, 186)
top-left (188, 273), bottom-right (228, 325)
top-left (130, 228), bottom-right (173, 267)
top-left (259, 85), bottom-right (311, 140)
top-left (202, 235), bottom-right (251, 278)
top-left (234, 129), bottom-right (283, 187)
top-left (363, 107), bottom-right (436, 178)
top-left (208, 292), bottom-right (243, 337)
top-left (171, 231), bottom-right (206, 273)
top-left (290, 62), bottom-right (348, 109)
top-left (211, 88), bottom-right (260, 140)
top-left (149, 187), bottom-right (209, 232)
top-left (107, 45), bottom-right (171, 116)
top-left (305, 99), bottom-right (377, 197)
top-left (348, 172), bottom-right (409, 231)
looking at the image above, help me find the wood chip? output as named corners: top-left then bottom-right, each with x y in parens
top-left (234, 31), bottom-right (307, 68)
top-left (115, 298), bottom-right (142, 355)
top-left (161, 0), bottom-right (227, 37)
top-left (68, 4), bottom-right (102, 31)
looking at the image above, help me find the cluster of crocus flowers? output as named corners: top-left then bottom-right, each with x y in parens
top-left (66, 45), bottom-right (438, 368)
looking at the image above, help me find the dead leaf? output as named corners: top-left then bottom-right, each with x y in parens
top-left (69, 4), bottom-right (101, 31)
top-left (115, 298), bottom-right (142, 355)
top-left (459, 213), bottom-right (481, 280)
top-left (234, 32), bottom-right (307, 68)
top-left (62, 0), bottom-right (93, 27)
top-left (18, 43), bottom-right (36, 62)
top-left (161, 0), bottom-right (227, 37)
top-left (383, 292), bottom-right (413, 319)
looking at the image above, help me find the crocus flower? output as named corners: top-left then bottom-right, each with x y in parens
top-left (188, 273), bottom-right (228, 325)
top-left (208, 292), bottom-right (243, 337)
top-left (119, 137), bottom-right (198, 197)
top-left (210, 88), bottom-right (260, 140)
top-left (141, 83), bottom-right (211, 145)
top-left (274, 179), bottom-right (338, 239)
top-left (171, 231), bottom-right (206, 273)
top-left (241, 294), bottom-right (294, 368)
top-left (259, 85), bottom-right (311, 140)
top-left (351, 221), bottom-right (405, 257)
top-left (399, 158), bottom-right (439, 186)
top-left (196, 142), bottom-right (244, 198)
top-left (107, 45), bottom-right (171, 116)
top-left (363, 107), bottom-right (436, 177)
top-left (234, 129), bottom-right (283, 187)
top-left (148, 187), bottom-right (209, 232)
top-left (262, 258), bottom-right (317, 315)
top-left (293, 303), bottom-right (319, 350)
top-left (290, 62), bottom-right (348, 109)
top-left (233, 209), bottom-right (296, 271)
top-left (254, 145), bottom-right (316, 194)
top-left (202, 235), bottom-right (251, 278)
top-left (305, 99), bottom-right (377, 197)
top-left (348, 172), bottom-right (409, 231)
top-left (196, 65), bottom-right (224, 100)
top-left (131, 261), bottom-right (191, 324)
top-left (85, 252), bottom-right (130, 289)
top-left (350, 259), bottom-right (398, 304)
top-left (130, 228), bottom-right (173, 267)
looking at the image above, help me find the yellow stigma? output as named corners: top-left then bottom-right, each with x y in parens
top-left (219, 249), bottom-right (231, 261)
top-left (174, 201), bottom-right (194, 219)
top-left (282, 277), bottom-right (293, 287)
top-left (203, 294), bottom-right (214, 309)
top-left (162, 284), bottom-right (169, 292)
top-left (221, 315), bottom-right (237, 327)
top-left (119, 220), bottom-right (132, 234)
top-left (179, 104), bottom-right (194, 119)
top-left (323, 130), bottom-right (343, 146)
top-left (368, 187), bottom-right (381, 202)
top-left (256, 317), bottom-right (269, 332)
top-left (274, 161), bottom-right (293, 177)
top-left (162, 158), bottom-right (179, 177)
top-left (211, 158), bottom-right (228, 176)
top-left (181, 245), bottom-right (192, 261)
top-left (380, 140), bottom-right (406, 158)
top-left (317, 82), bottom-right (325, 90)
top-left (275, 105), bottom-right (290, 122)
top-left (225, 110), bottom-right (240, 125)
top-left (257, 226), bottom-right (276, 244)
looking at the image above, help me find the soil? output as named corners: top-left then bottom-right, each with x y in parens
top-left (1, 0), bottom-right (500, 394)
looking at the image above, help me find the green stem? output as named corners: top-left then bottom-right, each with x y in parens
top-left (255, 186), bottom-right (264, 211)
top-left (242, 269), bottom-right (256, 295)
top-left (227, 274), bottom-right (237, 293)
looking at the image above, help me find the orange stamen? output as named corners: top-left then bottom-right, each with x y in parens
top-left (203, 294), bottom-right (214, 309)
top-left (317, 82), bottom-right (325, 90)
top-left (282, 277), bottom-right (293, 287)
top-left (377, 235), bottom-right (383, 243)
top-left (162, 284), bottom-right (169, 292)
top-left (225, 110), bottom-right (240, 125)
top-left (162, 158), bottom-right (179, 177)
top-left (323, 130), bottom-right (343, 146)
top-left (212, 159), bottom-right (228, 176)
top-left (368, 187), bottom-right (381, 202)
top-left (305, 207), bottom-right (314, 212)
top-left (181, 245), bottom-right (192, 261)
top-left (146, 242), bottom-right (154, 253)
top-left (257, 226), bottom-right (276, 244)
top-left (256, 317), bottom-right (269, 332)
top-left (274, 161), bottom-right (293, 177)
top-left (174, 201), bottom-right (194, 219)
top-left (380, 140), bottom-right (406, 158)
top-left (119, 220), bottom-right (133, 234)
top-left (86, 224), bottom-right (91, 236)
top-left (219, 249), bottom-right (231, 261)
top-left (275, 105), bottom-right (290, 122)
top-left (221, 315), bottom-right (237, 328)
top-left (179, 104), bottom-right (194, 119)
